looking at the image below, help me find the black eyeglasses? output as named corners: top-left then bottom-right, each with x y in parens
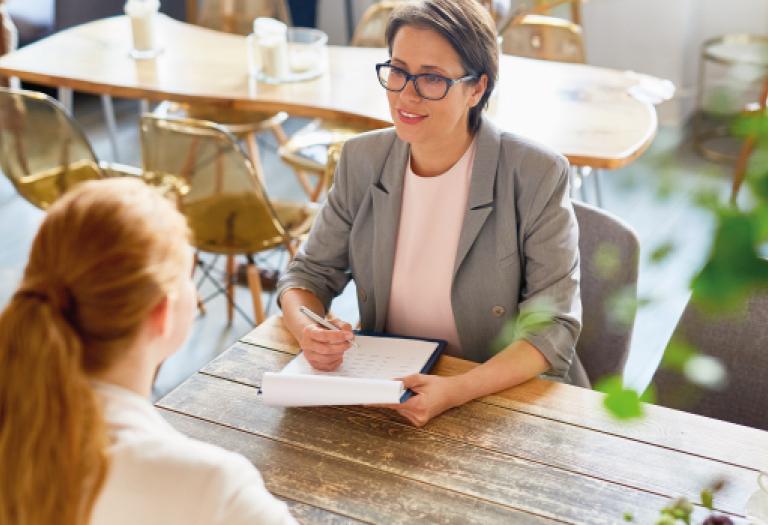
top-left (375, 62), bottom-right (477, 101)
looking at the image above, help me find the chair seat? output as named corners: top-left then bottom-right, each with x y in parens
top-left (153, 101), bottom-right (288, 135)
top-left (273, 199), bottom-right (319, 237)
top-left (14, 159), bottom-right (101, 209)
top-left (182, 193), bottom-right (318, 255)
top-left (278, 120), bottom-right (371, 174)
top-left (98, 161), bottom-right (143, 178)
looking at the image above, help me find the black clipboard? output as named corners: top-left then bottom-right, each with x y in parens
top-left (355, 330), bottom-right (446, 402)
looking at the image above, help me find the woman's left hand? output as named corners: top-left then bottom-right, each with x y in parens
top-left (382, 374), bottom-right (463, 427)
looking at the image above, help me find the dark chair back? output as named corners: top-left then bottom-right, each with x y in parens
top-left (653, 292), bottom-right (768, 430)
top-left (573, 201), bottom-right (640, 384)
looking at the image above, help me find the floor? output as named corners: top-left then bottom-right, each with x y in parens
top-left (0, 93), bottom-right (731, 400)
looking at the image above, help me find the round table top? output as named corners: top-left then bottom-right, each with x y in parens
top-left (0, 15), bottom-right (668, 169)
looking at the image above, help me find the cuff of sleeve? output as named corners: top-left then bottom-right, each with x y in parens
top-left (524, 326), bottom-right (575, 378)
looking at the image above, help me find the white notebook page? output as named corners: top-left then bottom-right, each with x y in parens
top-left (260, 335), bottom-right (440, 407)
top-left (281, 335), bottom-right (439, 379)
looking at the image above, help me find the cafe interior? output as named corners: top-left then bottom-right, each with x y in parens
top-left (1, 0), bottom-right (767, 523)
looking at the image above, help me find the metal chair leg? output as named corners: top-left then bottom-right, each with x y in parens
top-left (100, 95), bottom-right (121, 161)
top-left (569, 166), bottom-right (581, 200)
top-left (593, 168), bottom-right (603, 207)
top-left (578, 167), bottom-right (589, 202)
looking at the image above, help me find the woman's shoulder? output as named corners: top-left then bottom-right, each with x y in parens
top-left (341, 126), bottom-right (399, 163)
top-left (497, 130), bottom-right (570, 176)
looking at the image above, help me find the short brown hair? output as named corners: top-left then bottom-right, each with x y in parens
top-left (385, 0), bottom-right (498, 133)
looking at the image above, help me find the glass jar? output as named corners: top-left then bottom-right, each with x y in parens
top-left (747, 472), bottom-right (768, 525)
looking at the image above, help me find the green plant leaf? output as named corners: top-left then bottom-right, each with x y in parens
top-left (640, 383), bottom-right (657, 404)
top-left (595, 375), bottom-right (645, 420)
top-left (661, 338), bottom-right (698, 372)
top-left (606, 286), bottom-right (641, 329)
top-left (691, 211), bottom-right (768, 312)
top-left (490, 298), bottom-right (555, 353)
top-left (701, 489), bottom-right (714, 510)
top-left (650, 241), bottom-right (675, 264)
top-left (593, 242), bottom-right (621, 280)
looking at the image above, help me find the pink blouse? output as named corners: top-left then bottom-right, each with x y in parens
top-left (385, 141), bottom-right (476, 356)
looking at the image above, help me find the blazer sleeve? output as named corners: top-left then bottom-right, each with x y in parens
top-left (276, 143), bottom-right (356, 311)
top-left (517, 157), bottom-right (582, 378)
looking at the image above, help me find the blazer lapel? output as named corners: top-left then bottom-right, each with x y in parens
top-left (453, 118), bottom-right (502, 278)
top-left (371, 137), bottom-right (409, 331)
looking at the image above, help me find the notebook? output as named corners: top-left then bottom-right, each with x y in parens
top-left (260, 332), bottom-right (445, 407)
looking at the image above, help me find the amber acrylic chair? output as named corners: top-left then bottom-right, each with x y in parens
top-left (500, 0), bottom-right (586, 63)
top-left (139, 114), bottom-right (318, 325)
top-left (0, 88), bottom-right (140, 209)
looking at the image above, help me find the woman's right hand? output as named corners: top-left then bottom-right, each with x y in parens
top-left (299, 318), bottom-right (355, 371)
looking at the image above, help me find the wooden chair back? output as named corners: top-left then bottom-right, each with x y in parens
top-left (500, 13), bottom-right (585, 63)
top-left (188, 0), bottom-right (291, 35)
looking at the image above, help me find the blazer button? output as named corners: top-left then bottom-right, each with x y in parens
top-left (358, 287), bottom-right (367, 302)
top-left (492, 305), bottom-right (506, 317)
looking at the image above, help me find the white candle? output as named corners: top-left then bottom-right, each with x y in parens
top-left (252, 17), bottom-right (288, 79)
top-left (124, 0), bottom-right (160, 53)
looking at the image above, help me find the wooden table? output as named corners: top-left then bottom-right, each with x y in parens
top-left (156, 316), bottom-right (766, 524)
top-left (0, 15), bottom-right (663, 169)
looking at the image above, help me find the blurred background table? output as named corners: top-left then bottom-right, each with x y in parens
top-left (0, 14), bottom-right (662, 169)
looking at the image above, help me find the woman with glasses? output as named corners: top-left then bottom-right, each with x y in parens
top-left (278, 0), bottom-right (585, 427)
top-left (0, 179), bottom-right (297, 525)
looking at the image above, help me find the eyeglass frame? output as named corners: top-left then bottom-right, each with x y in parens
top-left (374, 61), bottom-right (479, 101)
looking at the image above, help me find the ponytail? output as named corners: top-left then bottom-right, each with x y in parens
top-left (0, 287), bottom-right (108, 525)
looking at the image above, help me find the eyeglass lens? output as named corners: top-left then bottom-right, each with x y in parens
top-left (377, 65), bottom-right (449, 100)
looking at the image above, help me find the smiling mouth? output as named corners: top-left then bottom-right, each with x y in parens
top-left (397, 109), bottom-right (427, 124)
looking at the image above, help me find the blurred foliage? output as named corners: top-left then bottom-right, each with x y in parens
top-left (621, 480), bottom-right (731, 524)
top-left (598, 87), bottom-right (768, 421)
top-left (594, 242), bottom-right (621, 280)
top-left (491, 297), bottom-right (555, 353)
top-left (650, 241), bottom-right (675, 264)
top-left (595, 375), bottom-right (655, 419)
top-left (491, 87), bottom-right (768, 424)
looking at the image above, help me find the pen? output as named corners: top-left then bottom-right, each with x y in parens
top-left (298, 306), bottom-right (359, 350)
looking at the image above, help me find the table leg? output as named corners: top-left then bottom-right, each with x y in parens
top-left (100, 95), bottom-right (121, 162)
top-left (57, 87), bottom-right (73, 114)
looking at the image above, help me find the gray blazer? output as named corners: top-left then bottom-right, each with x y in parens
top-left (277, 117), bottom-right (588, 387)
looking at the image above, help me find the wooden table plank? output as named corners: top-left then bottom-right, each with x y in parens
top-left (241, 317), bottom-right (768, 473)
top-left (284, 499), bottom-right (368, 525)
top-left (160, 409), bottom-right (555, 525)
top-left (200, 342), bottom-right (755, 517)
top-left (158, 373), bottom-right (739, 524)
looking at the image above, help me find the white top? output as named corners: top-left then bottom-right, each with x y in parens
top-left (90, 382), bottom-right (297, 525)
top-left (385, 141), bottom-right (476, 356)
